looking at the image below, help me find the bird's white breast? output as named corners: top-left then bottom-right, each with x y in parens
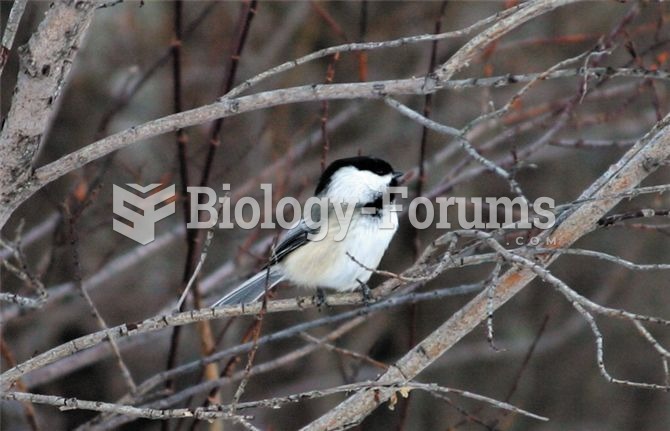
top-left (279, 209), bottom-right (398, 291)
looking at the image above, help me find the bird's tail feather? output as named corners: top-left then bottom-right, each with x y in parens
top-left (211, 267), bottom-right (284, 307)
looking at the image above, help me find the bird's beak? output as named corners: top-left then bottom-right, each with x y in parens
top-left (392, 171), bottom-right (405, 185)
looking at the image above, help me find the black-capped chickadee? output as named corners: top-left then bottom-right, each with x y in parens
top-left (211, 156), bottom-right (403, 307)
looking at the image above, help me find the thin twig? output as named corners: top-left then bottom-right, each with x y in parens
top-left (0, 284), bottom-right (484, 392)
top-left (301, 102), bottom-right (670, 431)
top-left (1, 391), bottom-right (255, 425)
top-left (0, 338), bottom-right (40, 431)
top-left (176, 226), bottom-right (216, 310)
top-left (87, 317), bottom-right (368, 430)
top-left (384, 97), bottom-right (528, 202)
top-left (223, 380), bottom-right (547, 422)
top-left (300, 332), bottom-right (389, 371)
top-left (0, 233), bottom-right (48, 308)
top-left (65, 203), bottom-right (137, 393)
top-left (26, 66), bottom-right (670, 207)
top-left (223, 4), bottom-right (523, 100)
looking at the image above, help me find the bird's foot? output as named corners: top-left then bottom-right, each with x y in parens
top-left (357, 280), bottom-right (373, 306)
top-left (314, 287), bottom-right (327, 310)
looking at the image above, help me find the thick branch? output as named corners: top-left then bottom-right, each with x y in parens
top-left (300, 109), bottom-right (670, 431)
top-left (0, 0), bottom-right (618, 231)
top-left (0, 0), bottom-right (95, 216)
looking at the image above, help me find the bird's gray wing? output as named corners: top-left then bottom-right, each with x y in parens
top-left (210, 265), bottom-right (284, 307)
top-left (268, 201), bottom-right (324, 264)
top-left (211, 207), bottom-right (322, 307)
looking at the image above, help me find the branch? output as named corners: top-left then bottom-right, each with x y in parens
top-left (0, 0), bottom-right (591, 230)
top-left (384, 97), bottom-right (526, 200)
top-left (0, 106), bottom-right (359, 323)
top-left (34, 66), bottom-right (666, 201)
top-left (76, 286), bottom-right (482, 430)
top-left (0, 0), bottom-right (27, 77)
top-left (223, 3), bottom-right (523, 99)
top-left (535, 247), bottom-right (670, 271)
top-left (227, 380), bottom-right (548, 422)
top-left (87, 317), bottom-right (369, 430)
top-left (299, 110), bottom-right (670, 430)
top-left (0, 283), bottom-right (483, 391)
top-left (0, 0), bottom-right (96, 224)
top-left (0, 233), bottom-right (47, 308)
top-left (1, 391), bottom-right (256, 427)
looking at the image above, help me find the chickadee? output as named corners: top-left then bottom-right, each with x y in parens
top-left (211, 156), bottom-right (403, 307)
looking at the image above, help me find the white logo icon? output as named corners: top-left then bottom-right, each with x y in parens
top-left (113, 184), bottom-right (175, 244)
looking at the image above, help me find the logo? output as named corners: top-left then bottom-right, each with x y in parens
top-left (111, 182), bottom-right (557, 244)
top-left (113, 184), bottom-right (175, 244)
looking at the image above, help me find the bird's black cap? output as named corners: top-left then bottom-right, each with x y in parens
top-left (314, 156), bottom-right (396, 195)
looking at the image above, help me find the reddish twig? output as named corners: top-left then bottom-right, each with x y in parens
top-left (166, 0), bottom-right (258, 400)
top-left (310, 2), bottom-right (349, 43)
top-left (0, 338), bottom-right (40, 431)
top-left (314, 3), bottom-right (348, 172)
top-left (319, 52), bottom-right (340, 173)
top-left (399, 3), bottom-right (448, 431)
top-left (357, 1), bottom-right (369, 81)
top-left (164, 2), bottom-right (192, 418)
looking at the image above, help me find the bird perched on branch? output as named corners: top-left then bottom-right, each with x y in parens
top-left (212, 156), bottom-right (403, 306)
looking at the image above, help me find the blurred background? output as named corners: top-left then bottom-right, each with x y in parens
top-left (2, 1), bottom-right (670, 430)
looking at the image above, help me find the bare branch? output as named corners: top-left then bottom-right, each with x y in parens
top-left (0, 0), bottom-right (96, 225)
top-left (384, 97), bottom-right (527, 201)
top-left (1, 391), bottom-right (256, 427)
top-left (0, 0), bottom-right (601, 230)
top-left (535, 247), bottom-right (670, 271)
top-left (225, 380), bottom-right (548, 422)
top-left (300, 109), bottom-right (670, 430)
top-left (0, 283), bottom-right (483, 391)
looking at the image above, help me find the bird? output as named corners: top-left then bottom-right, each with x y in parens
top-left (211, 156), bottom-right (403, 307)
